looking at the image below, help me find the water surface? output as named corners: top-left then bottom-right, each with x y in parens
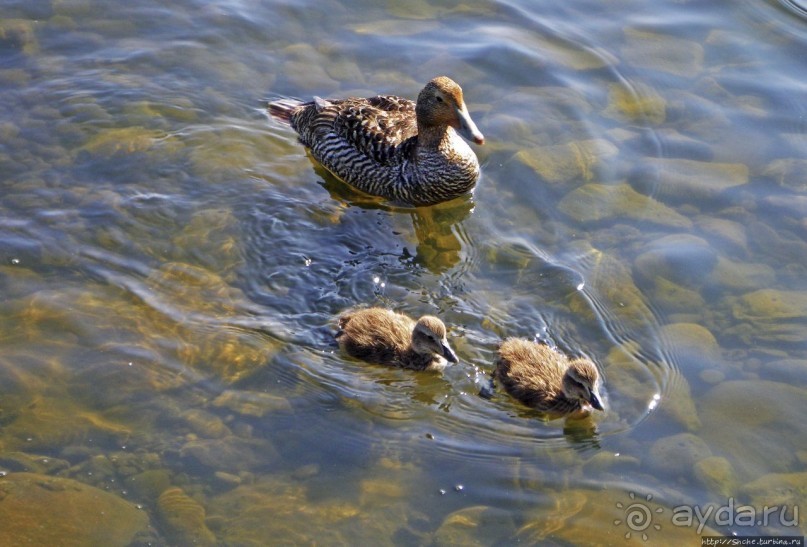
top-left (1, 0), bottom-right (806, 544)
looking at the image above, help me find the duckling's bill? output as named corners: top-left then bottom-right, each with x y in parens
top-left (442, 342), bottom-right (459, 364)
top-left (589, 389), bottom-right (605, 411)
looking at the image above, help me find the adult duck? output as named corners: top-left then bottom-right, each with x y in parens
top-left (268, 76), bottom-right (484, 206)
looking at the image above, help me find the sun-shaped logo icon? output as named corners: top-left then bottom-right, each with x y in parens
top-left (614, 491), bottom-right (664, 541)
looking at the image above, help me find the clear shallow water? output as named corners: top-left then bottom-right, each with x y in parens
top-left (1, 0), bottom-right (806, 544)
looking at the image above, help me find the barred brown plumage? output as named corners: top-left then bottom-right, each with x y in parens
top-left (268, 76), bottom-right (484, 206)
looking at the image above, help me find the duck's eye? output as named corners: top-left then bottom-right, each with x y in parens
top-left (435, 96), bottom-right (443, 103)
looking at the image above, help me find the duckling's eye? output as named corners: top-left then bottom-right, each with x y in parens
top-left (435, 96), bottom-right (443, 103)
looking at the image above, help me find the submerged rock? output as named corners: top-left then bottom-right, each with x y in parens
top-left (694, 456), bottom-right (738, 499)
top-left (649, 433), bottom-right (712, 477)
top-left (568, 244), bottom-right (658, 331)
top-left (516, 488), bottom-right (714, 544)
top-left (730, 289), bottom-right (807, 344)
top-left (0, 472), bottom-right (149, 545)
top-left (659, 323), bottom-right (721, 365)
top-left (434, 505), bottom-right (516, 547)
top-left (622, 28), bottom-right (704, 78)
top-left (514, 139), bottom-right (618, 185)
top-left (763, 158), bottom-right (807, 192)
top-left (740, 472), bottom-right (806, 535)
top-left (77, 126), bottom-right (175, 156)
top-left (0, 19), bottom-right (39, 56)
top-left (603, 81), bottom-right (666, 125)
top-left (212, 389), bottom-right (293, 417)
top-left (695, 217), bottom-right (748, 255)
top-left (649, 277), bottom-right (706, 315)
top-left (207, 475), bottom-right (360, 545)
top-left (660, 374), bottom-right (702, 432)
top-left (701, 381), bottom-right (807, 479)
top-left (157, 487), bottom-right (216, 546)
top-left (558, 183), bottom-right (692, 228)
top-left (712, 257), bottom-right (776, 292)
top-left (634, 234), bottom-right (717, 288)
top-left (604, 342), bottom-right (661, 418)
top-left (125, 469), bottom-right (172, 504)
top-left (640, 158), bottom-right (749, 204)
top-left (741, 471), bottom-right (807, 510)
top-left (180, 435), bottom-right (279, 472)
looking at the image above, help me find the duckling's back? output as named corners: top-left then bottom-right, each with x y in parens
top-left (494, 339), bottom-right (569, 409)
top-left (336, 308), bottom-right (414, 365)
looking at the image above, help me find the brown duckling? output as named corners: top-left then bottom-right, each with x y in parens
top-left (336, 308), bottom-right (458, 371)
top-left (493, 338), bottom-right (605, 417)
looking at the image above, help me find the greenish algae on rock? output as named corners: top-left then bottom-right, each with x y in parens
top-left (659, 323), bottom-right (721, 363)
top-left (622, 28), bottom-right (704, 78)
top-left (514, 139), bottom-right (618, 184)
top-left (649, 277), bottom-right (706, 315)
top-left (212, 389), bottom-right (293, 417)
top-left (740, 472), bottom-right (807, 535)
top-left (125, 469), bottom-right (172, 504)
top-left (659, 373), bottom-right (702, 431)
top-left (643, 158), bottom-right (749, 204)
top-left (729, 289), bottom-right (807, 344)
top-left (207, 476), bottom-right (359, 545)
top-left (701, 381), bottom-right (807, 479)
top-left (558, 183), bottom-right (692, 228)
top-left (694, 456), bottom-right (738, 499)
top-left (1, 392), bottom-right (132, 452)
top-left (0, 472), bottom-right (149, 546)
top-left (157, 487), bottom-right (217, 547)
top-left (516, 488), bottom-right (716, 544)
top-left (77, 126), bottom-right (174, 156)
top-left (180, 435), bottom-right (280, 472)
top-left (567, 244), bottom-right (657, 330)
top-left (433, 505), bottom-right (516, 547)
top-left (712, 257), bottom-right (776, 292)
top-left (603, 81), bottom-right (666, 125)
top-left (649, 433), bottom-right (712, 477)
top-left (604, 342), bottom-right (661, 416)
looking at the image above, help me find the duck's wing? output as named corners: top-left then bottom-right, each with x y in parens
top-left (294, 95), bottom-right (418, 166)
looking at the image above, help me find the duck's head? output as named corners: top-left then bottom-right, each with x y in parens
top-left (416, 76), bottom-right (485, 145)
top-left (412, 315), bottom-right (459, 363)
top-left (562, 359), bottom-right (605, 411)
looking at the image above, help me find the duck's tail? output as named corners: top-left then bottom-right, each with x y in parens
top-left (267, 98), bottom-right (303, 123)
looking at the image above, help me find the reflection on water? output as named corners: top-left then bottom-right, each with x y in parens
top-left (0, 0), bottom-right (806, 543)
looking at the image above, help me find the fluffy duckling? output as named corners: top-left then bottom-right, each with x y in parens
top-left (493, 338), bottom-right (605, 417)
top-left (336, 308), bottom-right (458, 371)
top-left (268, 76), bottom-right (484, 206)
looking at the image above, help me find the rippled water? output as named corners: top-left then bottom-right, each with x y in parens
top-left (1, 0), bottom-right (806, 544)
